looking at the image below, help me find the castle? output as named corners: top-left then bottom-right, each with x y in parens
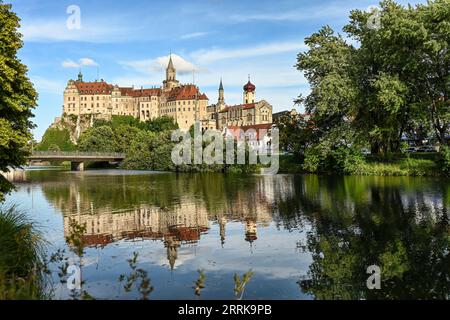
top-left (63, 55), bottom-right (273, 131)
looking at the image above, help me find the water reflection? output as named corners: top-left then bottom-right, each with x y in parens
top-left (6, 170), bottom-right (450, 299)
top-left (283, 176), bottom-right (450, 300)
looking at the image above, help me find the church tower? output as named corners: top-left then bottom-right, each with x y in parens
top-left (166, 55), bottom-right (176, 81)
top-left (243, 75), bottom-right (255, 104)
top-left (163, 54), bottom-right (180, 90)
top-left (217, 78), bottom-right (226, 109)
top-left (165, 236), bottom-right (180, 270)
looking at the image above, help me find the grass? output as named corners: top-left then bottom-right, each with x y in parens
top-left (278, 154), bottom-right (442, 176)
top-left (357, 158), bottom-right (438, 176)
top-left (0, 206), bottom-right (47, 299)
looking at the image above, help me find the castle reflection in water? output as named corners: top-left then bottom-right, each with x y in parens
top-left (54, 174), bottom-right (295, 269)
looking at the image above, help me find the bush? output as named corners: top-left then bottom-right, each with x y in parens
top-left (0, 206), bottom-right (46, 299)
top-left (278, 154), bottom-right (304, 173)
top-left (303, 145), bottom-right (365, 175)
top-left (437, 146), bottom-right (450, 176)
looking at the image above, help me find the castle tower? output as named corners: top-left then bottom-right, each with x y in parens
top-left (166, 55), bottom-right (176, 81)
top-left (244, 219), bottom-right (257, 243)
top-left (165, 236), bottom-right (180, 270)
top-left (77, 70), bottom-right (83, 82)
top-left (163, 54), bottom-right (180, 90)
top-left (243, 75), bottom-right (255, 104)
top-left (218, 78), bottom-right (225, 106)
top-left (219, 216), bottom-right (227, 247)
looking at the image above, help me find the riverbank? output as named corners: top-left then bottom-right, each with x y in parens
top-left (278, 153), bottom-right (448, 177)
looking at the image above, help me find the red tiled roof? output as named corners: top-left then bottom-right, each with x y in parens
top-left (225, 123), bottom-right (273, 140)
top-left (121, 230), bottom-right (163, 240)
top-left (119, 87), bottom-right (134, 96)
top-left (118, 87), bottom-right (162, 97)
top-left (165, 85), bottom-right (209, 102)
top-left (132, 88), bottom-right (162, 97)
top-left (82, 234), bottom-right (113, 247)
top-left (74, 81), bottom-right (206, 100)
top-left (74, 81), bottom-right (114, 94)
top-left (219, 103), bottom-right (256, 113)
top-left (170, 227), bottom-right (201, 242)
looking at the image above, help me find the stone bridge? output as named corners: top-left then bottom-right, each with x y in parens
top-left (29, 151), bottom-right (126, 171)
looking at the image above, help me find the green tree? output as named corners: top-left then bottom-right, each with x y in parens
top-left (120, 130), bottom-right (175, 171)
top-left (78, 126), bottom-right (116, 152)
top-left (0, 2), bottom-right (37, 201)
top-left (36, 127), bottom-right (76, 151)
top-left (275, 112), bottom-right (315, 159)
top-left (297, 0), bottom-right (450, 157)
top-left (413, 0), bottom-right (450, 144)
top-left (144, 115), bottom-right (178, 132)
top-left (113, 125), bottom-right (141, 153)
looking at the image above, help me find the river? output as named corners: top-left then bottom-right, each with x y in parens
top-left (4, 168), bottom-right (449, 299)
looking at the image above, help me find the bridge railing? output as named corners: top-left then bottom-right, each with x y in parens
top-left (30, 151), bottom-right (126, 158)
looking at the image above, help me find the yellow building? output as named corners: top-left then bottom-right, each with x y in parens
top-left (63, 55), bottom-right (209, 131)
top-left (63, 57), bottom-right (272, 132)
top-left (212, 77), bottom-right (273, 131)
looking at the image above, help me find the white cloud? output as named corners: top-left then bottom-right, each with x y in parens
top-left (191, 41), bottom-right (306, 64)
top-left (115, 46), bottom-right (308, 113)
top-left (111, 76), bottom-right (156, 87)
top-left (19, 17), bottom-right (144, 43)
top-left (227, 1), bottom-right (381, 23)
top-left (79, 58), bottom-right (98, 66)
top-left (62, 59), bottom-right (79, 68)
top-left (120, 54), bottom-right (202, 76)
top-left (31, 76), bottom-right (65, 94)
top-left (62, 58), bottom-right (99, 68)
top-left (229, 6), bottom-right (347, 23)
top-left (180, 31), bottom-right (209, 40)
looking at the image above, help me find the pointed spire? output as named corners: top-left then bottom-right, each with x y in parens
top-left (218, 77), bottom-right (225, 105)
top-left (168, 53), bottom-right (175, 70)
top-left (77, 69), bottom-right (83, 82)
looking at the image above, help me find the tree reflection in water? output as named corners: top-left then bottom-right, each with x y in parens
top-left (287, 176), bottom-right (450, 300)
top-left (14, 170), bottom-right (450, 299)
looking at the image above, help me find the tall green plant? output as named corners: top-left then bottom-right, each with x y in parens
top-left (0, 206), bottom-right (45, 299)
top-left (0, 2), bottom-right (37, 201)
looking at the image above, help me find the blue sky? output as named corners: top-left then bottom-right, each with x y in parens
top-left (8, 0), bottom-right (425, 140)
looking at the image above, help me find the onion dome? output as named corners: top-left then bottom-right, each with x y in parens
top-left (243, 76), bottom-right (255, 92)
